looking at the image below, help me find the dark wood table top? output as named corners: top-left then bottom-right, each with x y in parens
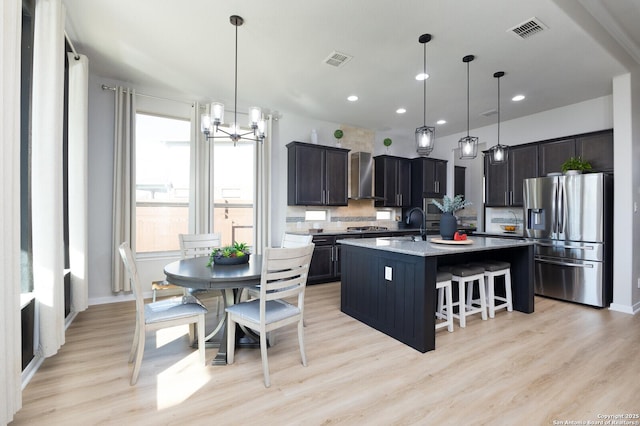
top-left (164, 255), bottom-right (263, 290)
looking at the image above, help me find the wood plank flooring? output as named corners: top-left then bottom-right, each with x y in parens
top-left (11, 282), bottom-right (640, 425)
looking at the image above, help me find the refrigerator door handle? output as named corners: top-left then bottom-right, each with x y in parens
top-left (536, 242), bottom-right (594, 250)
top-left (558, 182), bottom-right (566, 233)
top-left (535, 256), bottom-right (594, 268)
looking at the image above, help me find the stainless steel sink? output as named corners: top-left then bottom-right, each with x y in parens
top-left (380, 235), bottom-right (422, 242)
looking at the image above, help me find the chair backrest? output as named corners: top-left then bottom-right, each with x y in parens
top-left (281, 233), bottom-right (313, 248)
top-left (179, 233), bottom-right (222, 259)
top-left (260, 244), bottom-right (314, 306)
top-left (118, 242), bottom-right (146, 320)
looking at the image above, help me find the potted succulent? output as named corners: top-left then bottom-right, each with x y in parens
top-left (207, 242), bottom-right (251, 266)
top-left (432, 195), bottom-right (472, 240)
top-left (561, 156), bottom-right (592, 174)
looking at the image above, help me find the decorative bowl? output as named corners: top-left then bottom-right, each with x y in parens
top-left (212, 254), bottom-right (250, 266)
top-left (500, 225), bottom-right (518, 232)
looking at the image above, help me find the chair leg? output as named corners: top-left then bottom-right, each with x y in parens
top-left (152, 289), bottom-right (157, 303)
top-left (227, 317), bottom-right (236, 364)
top-left (458, 281), bottom-right (466, 328)
top-left (298, 319), bottom-right (307, 367)
top-left (197, 314), bottom-right (206, 365)
top-left (505, 270), bottom-right (513, 312)
top-left (129, 320), bottom-right (140, 363)
top-left (130, 328), bottom-right (145, 385)
top-left (260, 330), bottom-right (271, 388)
top-left (478, 278), bottom-right (488, 321)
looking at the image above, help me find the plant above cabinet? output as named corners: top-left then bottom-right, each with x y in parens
top-left (561, 156), bottom-right (592, 173)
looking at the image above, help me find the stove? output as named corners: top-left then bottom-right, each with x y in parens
top-left (346, 226), bottom-right (389, 233)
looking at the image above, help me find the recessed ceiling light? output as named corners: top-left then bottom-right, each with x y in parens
top-left (436, 119), bottom-right (447, 125)
top-left (415, 73), bottom-right (429, 81)
top-left (512, 94), bottom-right (525, 101)
top-left (396, 108), bottom-right (406, 114)
top-left (347, 95), bottom-right (358, 102)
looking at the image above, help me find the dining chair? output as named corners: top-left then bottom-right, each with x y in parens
top-left (118, 242), bottom-right (207, 385)
top-left (226, 244), bottom-right (314, 387)
top-left (179, 233), bottom-right (224, 340)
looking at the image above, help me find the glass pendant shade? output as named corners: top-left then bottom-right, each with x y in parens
top-left (211, 102), bottom-right (224, 125)
top-left (201, 114), bottom-right (212, 135)
top-left (249, 106), bottom-right (262, 128)
top-left (488, 71), bottom-right (508, 165)
top-left (415, 125), bottom-right (435, 156)
top-left (458, 135), bottom-right (479, 159)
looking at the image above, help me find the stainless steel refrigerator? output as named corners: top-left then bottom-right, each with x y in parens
top-left (523, 173), bottom-right (613, 307)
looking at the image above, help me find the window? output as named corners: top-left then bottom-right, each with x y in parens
top-left (135, 113), bottom-right (191, 253)
top-left (212, 141), bottom-right (255, 246)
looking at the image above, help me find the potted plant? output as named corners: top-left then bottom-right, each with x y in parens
top-left (561, 156), bottom-right (592, 174)
top-left (334, 129), bottom-right (344, 147)
top-left (207, 242), bottom-right (251, 266)
top-left (383, 137), bottom-right (392, 153)
top-left (432, 195), bottom-right (472, 240)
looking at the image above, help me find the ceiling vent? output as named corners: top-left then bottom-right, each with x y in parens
top-left (324, 51), bottom-right (353, 68)
top-left (508, 17), bottom-right (548, 40)
top-left (480, 109), bottom-right (498, 118)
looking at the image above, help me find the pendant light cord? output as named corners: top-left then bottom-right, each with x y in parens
top-left (234, 21), bottom-right (238, 133)
top-left (423, 42), bottom-right (427, 126)
top-left (497, 74), bottom-right (500, 147)
top-left (466, 60), bottom-right (470, 138)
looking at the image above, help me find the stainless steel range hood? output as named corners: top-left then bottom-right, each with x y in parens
top-left (349, 152), bottom-right (383, 200)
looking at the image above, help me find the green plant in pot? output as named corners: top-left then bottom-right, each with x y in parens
top-left (333, 129), bottom-right (344, 147)
top-left (432, 195), bottom-right (472, 240)
top-left (561, 156), bottom-right (592, 174)
top-left (383, 137), bottom-right (392, 153)
top-left (207, 241), bottom-right (251, 266)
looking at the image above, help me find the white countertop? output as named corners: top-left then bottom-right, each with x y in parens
top-left (337, 235), bottom-right (533, 257)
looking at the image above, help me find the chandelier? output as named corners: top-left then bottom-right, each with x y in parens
top-left (415, 33), bottom-right (435, 156)
top-left (200, 15), bottom-right (266, 144)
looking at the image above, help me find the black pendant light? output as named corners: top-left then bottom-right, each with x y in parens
top-left (488, 71), bottom-right (509, 164)
top-left (415, 33), bottom-right (435, 156)
top-left (458, 55), bottom-right (478, 159)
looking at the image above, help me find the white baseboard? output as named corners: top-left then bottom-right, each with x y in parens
top-left (608, 302), bottom-right (638, 315)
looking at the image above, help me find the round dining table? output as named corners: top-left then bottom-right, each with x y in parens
top-left (164, 254), bottom-right (263, 365)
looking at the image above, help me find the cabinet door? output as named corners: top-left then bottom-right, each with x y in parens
top-left (375, 157), bottom-right (397, 207)
top-left (289, 144), bottom-right (324, 205)
top-left (538, 138), bottom-right (575, 176)
top-left (325, 149), bottom-right (348, 205)
top-left (509, 145), bottom-right (538, 206)
top-left (397, 158), bottom-right (412, 207)
top-left (308, 245), bottom-right (334, 283)
top-left (434, 160), bottom-right (447, 197)
top-left (576, 130), bottom-right (613, 172)
top-left (484, 155), bottom-right (509, 206)
top-left (454, 166), bottom-right (465, 199)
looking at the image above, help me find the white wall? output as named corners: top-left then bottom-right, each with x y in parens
top-left (86, 72), bottom-right (638, 312)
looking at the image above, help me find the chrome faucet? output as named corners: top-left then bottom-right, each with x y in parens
top-left (406, 207), bottom-right (426, 240)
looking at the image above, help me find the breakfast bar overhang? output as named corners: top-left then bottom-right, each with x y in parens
top-left (338, 236), bottom-right (534, 353)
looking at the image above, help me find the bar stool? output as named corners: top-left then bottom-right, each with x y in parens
top-left (439, 265), bottom-right (487, 328)
top-left (435, 271), bottom-right (454, 332)
top-left (469, 260), bottom-right (513, 318)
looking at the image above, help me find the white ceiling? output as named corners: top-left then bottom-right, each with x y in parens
top-left (62, 0), bottom-right (640, 139)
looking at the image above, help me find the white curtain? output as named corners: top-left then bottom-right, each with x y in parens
top-left (253, 116), bottom-right (273, 253)
top-left (31, 0), bottom-right (66, 358)
top-left (1, 0), bottom-right (24, 421)
top-left (190, 102), bottom-right (215, 234)
top-left (67, 53), bottom-right (89, 312)
top-left (112, 87), bottom-right (136, 292)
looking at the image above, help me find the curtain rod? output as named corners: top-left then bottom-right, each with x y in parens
top-left (64, 31), bottom-right (80, 60)
top-left (101, 84), bottom-right (193, 105)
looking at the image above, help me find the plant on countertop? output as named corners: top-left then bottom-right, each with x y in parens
top-left (207, 242), bottom-right (251, 266)
top-left (561, 156), bottom-right (592, 173)
top-left (432, 195), bottom-right (472, 213)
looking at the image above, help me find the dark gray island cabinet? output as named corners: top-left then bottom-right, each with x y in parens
top-left (338, 237), bottom-right (534, 353)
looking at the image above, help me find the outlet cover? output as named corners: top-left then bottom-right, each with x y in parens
top-left (385, 266), bottom-right (393, 281)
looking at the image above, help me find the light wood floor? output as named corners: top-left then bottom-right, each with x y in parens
top-left (11, 282), bottom-right (640, 425)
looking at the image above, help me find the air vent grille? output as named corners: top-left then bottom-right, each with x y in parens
top-left (480, 109), bottom-right (498, 117)
top-left (508, 17), bottom-right (548, 39)
top-left (324, 51), bottom-right (353, 67)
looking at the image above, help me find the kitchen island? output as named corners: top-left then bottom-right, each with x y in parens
top-left (338, 236), bottom-right (534, 353)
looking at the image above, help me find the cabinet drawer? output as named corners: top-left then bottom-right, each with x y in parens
top-left (311, 235), bottom-right (336, 246)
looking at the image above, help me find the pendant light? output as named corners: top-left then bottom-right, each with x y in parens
top-left (458, 55), bottom-right (478, 159)
top-left (415, 33), bottom-right (435, 156)
top-left (200, 15), bottom-right (266, 144)
top-left (488, 71), bottom-right (509, 164)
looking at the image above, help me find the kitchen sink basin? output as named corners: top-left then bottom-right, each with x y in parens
top-left (380, 235), bottom-right (423, 242)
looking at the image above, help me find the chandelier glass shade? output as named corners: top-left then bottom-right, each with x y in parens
top-left (415, 33), bottom-right (435, 156)
top-left (200, 15), bottom-right (266, 144)
top-left (458, 55), bottom-right (478, 159)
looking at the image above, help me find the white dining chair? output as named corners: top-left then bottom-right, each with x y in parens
top-left (226, 244), bottom-right (314, 387)
top-left (118, 242), bottom-right (207, 385)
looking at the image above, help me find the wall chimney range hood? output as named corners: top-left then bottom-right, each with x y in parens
top-left (349, 152), bottom-right (383, 200)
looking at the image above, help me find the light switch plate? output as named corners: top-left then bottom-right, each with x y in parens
top-left (385, 266), bottom-right (392, 281)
